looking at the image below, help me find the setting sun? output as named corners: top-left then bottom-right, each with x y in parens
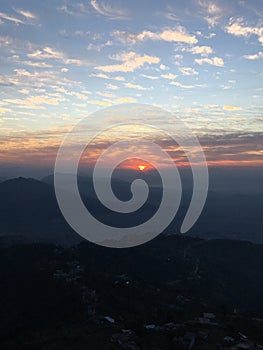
top-left (137, 165), bottom-right (147, 171)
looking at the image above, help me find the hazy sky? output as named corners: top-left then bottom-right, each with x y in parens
top-left (0, 0), bottom-right (263, 173)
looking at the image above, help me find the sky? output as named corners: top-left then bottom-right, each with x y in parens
top-left (0, 0), bottom-right (263, 176)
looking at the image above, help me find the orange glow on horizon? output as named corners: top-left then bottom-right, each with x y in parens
top-left (1, 135), bottom-right (263, 169)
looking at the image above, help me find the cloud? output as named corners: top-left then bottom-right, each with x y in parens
top-left (225, 18), bottom-right (263, 44)
top-left (0, 36), bottom-right (13, 47)
top-left (223, 105), bottom-right (243, 111)
top-left (87, 40), bottom-right (112, 51)
top-left (163, 11), bottom-right (178, 22)
top-left (96, 91), bottom-right (116, 98)
top-left (179, 67), bottom-right (198, 75)
top-left (67, 91), bottom-right (88, 100)
top-left (2, 129), bottom-right (263, 169)
top-left (198, 0), bottom-right (223, 27)
top-left (116, 97), bottom-right (137, 103)
top-left (90, 0), bottom-right (127, 19)
top-left (161, 73), bottom-right (177, 80)
top-left (28, 47), bottom-right (62, 60)
top-left (11, 55), bottom-right (53, 68)
top-left (205, 16), bottom-right (220, 27)
top-left (124, 82), bottom-right (148, 90)
top-left (113, 26), bottom-right (198, 45)
top-left (196, 132), bottom-right (263, 166)
top-left (14, 9), bottom-right (37, 20)
top-left (0, 11), bottom-right (24, 24)
top-left (95, 51), bottom-right (160, 73)
top-left (174, 54), bottom-right (183, 66)
top-left (90, 73), bottom-right (125, 81)
top-left (58, 3), bottom-right (89, 16)
top-left (189, 45), bottom-right (214, 56)
top-left (28, 47), bottom-right (90, 66)
top-left (4, 94), bottom-right (65, 108)
top-left (202, 1), bottom-right (221, 14)
top-left (0, 74), bottom-right (17, 86)
top-left (159, 64), bottom-right (168, 70)
top-left (65, 58), bottom-right (91, 66)
top-left (169, 81), bottom-right (194, 89)
top-left (244, 51), bottom-right (263, 60)
top-left (7, 68), bottom-right (75, 90)
top-left (22, 61), bottom-right (53, 68)
top-left (0, 107), bottom-right (11, 115)
top-left (59, 30), bottom-right (101, 40)
top-left (88, 100), bottom-right (112, 106)
top-left (18, 89), bottom-right (30, 95)
top-left (105, 83), bottom-right (119, 90)
top-left (195, 56), bottom-right (224, 66)
top-left (140, 74), bottom-right (159, 80)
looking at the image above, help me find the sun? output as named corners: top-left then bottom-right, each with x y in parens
top-left (137, 165), bottom-right (147, 171)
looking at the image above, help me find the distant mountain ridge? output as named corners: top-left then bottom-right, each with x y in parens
top-left (0, 177), bottom-right (81, 246)
top-left (0, 176), bottom-right (263, 245)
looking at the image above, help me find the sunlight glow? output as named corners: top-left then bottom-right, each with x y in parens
top-left (137, 165), bottom-right (147, 171)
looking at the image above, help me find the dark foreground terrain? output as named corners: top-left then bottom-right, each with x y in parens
top-left (1, 235), bottom-right (263, 350)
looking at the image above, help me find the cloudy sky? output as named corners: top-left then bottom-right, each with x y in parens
top-left (0, 0), bottom-right (263, 174)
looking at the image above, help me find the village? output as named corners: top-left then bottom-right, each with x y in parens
top-left (51, 255), bottom-right (263, 350)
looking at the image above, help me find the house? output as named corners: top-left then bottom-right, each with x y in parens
top-left (173, 332), bottom-right (196, 350)
top-left (121, 329), bottom-right (133, 335)
top-left (223, 336), bottom-right (235, 345)
top-left (236, 343), bottom-right (251, 350)
top-left (87, 304), bottom-right (96, 317)
top-left (81, 287), bottom-right (97, 303)
top-left (144, 324), bottom-right (156, 330)
top-left (196, 331), bottom-right (208, 340)
top-left (203, 312), bottom-right (216, 319)
top-left (238, 333), bottom-right (248, 341)
top-left (184, 332), bottom-right (196, 350)
top-left (198, 317), bottom-right (211, 325)
top-left (111, 332), bottom-right (139, 350)
top-left (162, 322), bottom-right (178, 330)
top-left (114, 274), bottom-right (131, 285)
top-left (104, 316), bottom-right (115, 324)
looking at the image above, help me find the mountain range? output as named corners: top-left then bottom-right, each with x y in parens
top-left (0, 173), bottom-right (262, 245)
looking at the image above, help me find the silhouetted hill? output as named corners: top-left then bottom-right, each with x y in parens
top-left (0, 176), bottom-right (160, 245)
top-left (42, 173), bottom-right (161, 201)
top-left (45, 173), bottom-right (161, 226)
top-left (1, 175), bottom-right (263, 245)
top-left (188, 191), bottom-right (263, 243)
top-left (0, 177), bottom-right (81, 246)
top-left (0, 177), bottom-right (59, 222)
